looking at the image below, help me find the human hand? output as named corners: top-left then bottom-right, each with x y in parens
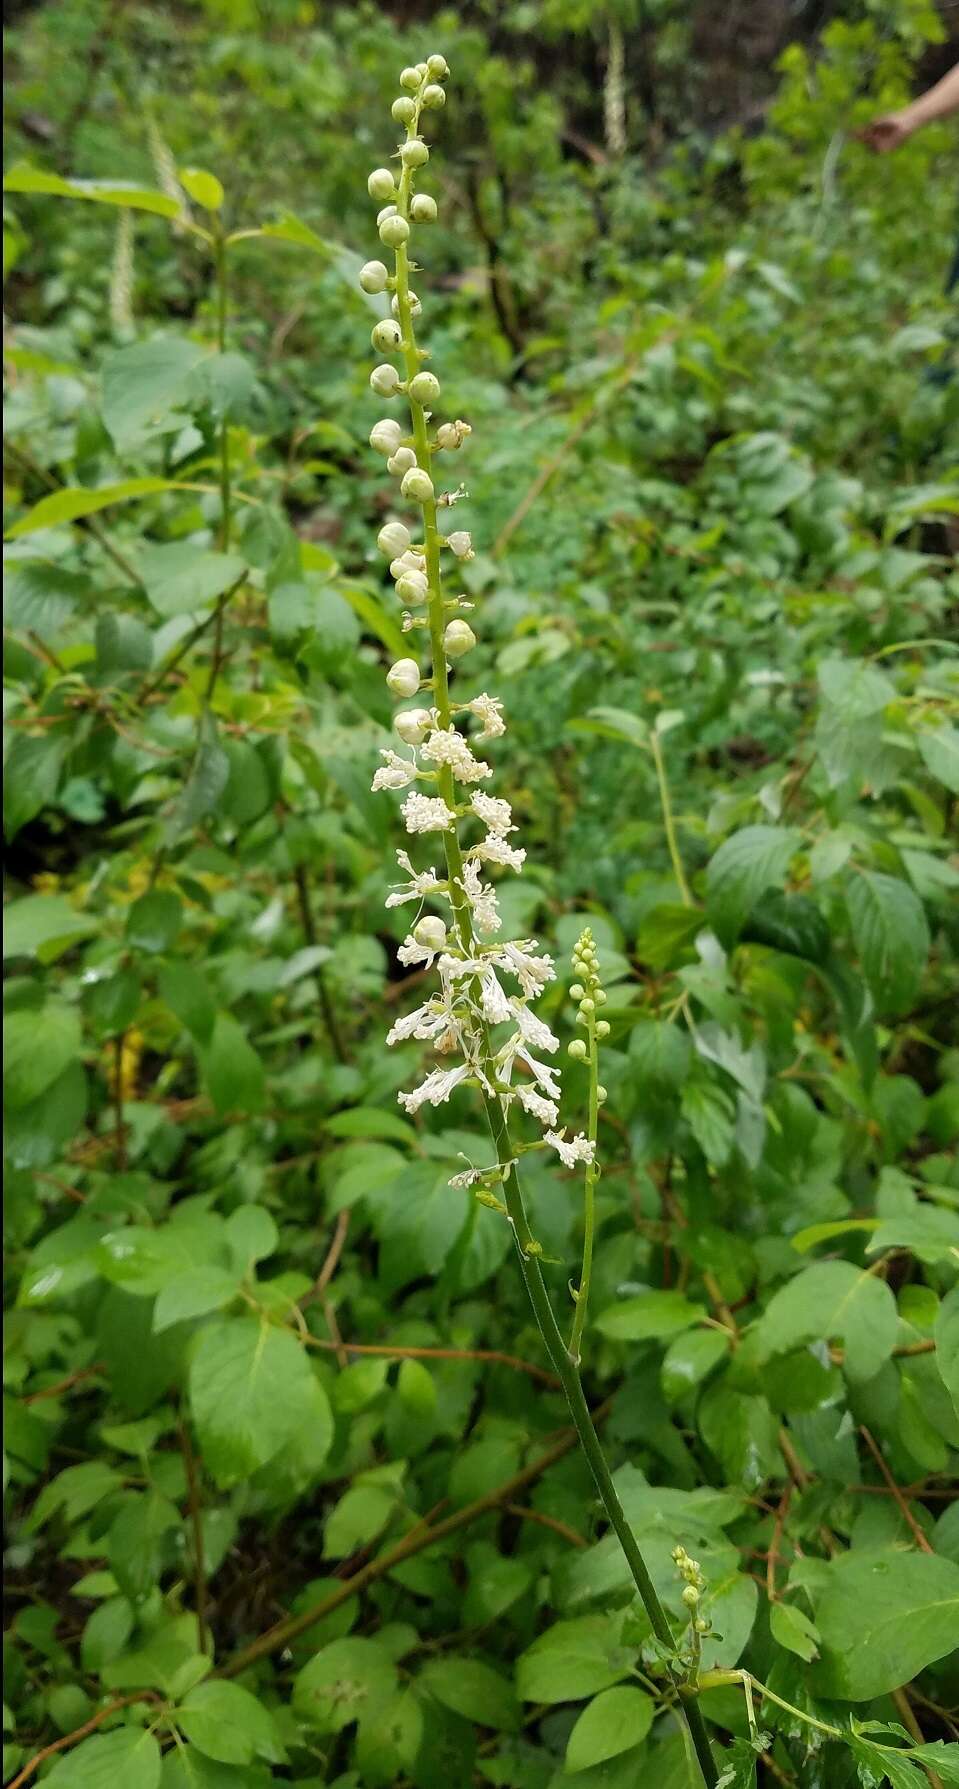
top-left (857, 111), bottom-right (913, 153)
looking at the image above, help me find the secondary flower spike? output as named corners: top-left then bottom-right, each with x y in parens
top-left (363, 55), bottom-right (574, 1173)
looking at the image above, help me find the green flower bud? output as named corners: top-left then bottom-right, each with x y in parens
top-left (395, 707), bottom-right (432, 746)
top-left (595, 989), bottom-right (607, 1005)
top-left (579, 996), bottom-right (595, 1016)
top-left (421, 83), bottom-right (446, 109)
top-left (569, 983), bottom-right (584, 1000)
top-left (386, 658), bottom-right (421, 698)
top-left (694, 1617), bottom-right (710, 1634)
top-left (409, 370), bottom-right (441, 405)
top-left (568, 1039), bottom-right (587, 1061)
top-left (368, 167), bottom-right (396, 201)
top-left (392, 96), bottom-right (416, 124)
top-left (413, 914), bottom-right (448, 950)
top-left (379, 214), bottom-right (410, 248)
top-left (359, 258), bottom-right (389, 294)
top-left (410, 192), bottom-right (437, 223)
top-left (396, 570), bottom-right (429, 602)
top-left (401, 467), bottom-right (435, 503)
top-left (427, 54), bottom-right (449, 79)
top-left (370, 363), bottom-right (401, 397)
top-left (377, 521), bottom-right (411, 558)
top-left (444, 619), bottom-right (476, 658)
top-left (400, 66), bottom-right (422, 92)
top-left (435, 419), bottom-right (471, 449)
top-left (370, 418), bottom-right (403, 456)
top-left (446, 530), bottom-right (472, 558)
top-left (400, 137), bottom-right (429, 169)
top-left (376, 203), bottom-right (397, 225)
top-left (387, 447), bottom-right (418, 478)
top-left (371, 318), bottom-right (402, 352)
top-left (595, 1020), bottom-right (610, 1040)
top-left (596, 1084), bottom-right (608, 1102)
top-left (415, 62), bottom-right (429, 77)
top-left (682, 1585), bottom-right (700, 1608)
top-left (392, 290), bottom-right (422, 317)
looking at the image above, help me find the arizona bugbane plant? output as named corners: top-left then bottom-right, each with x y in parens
top-left (363, 55), bottom-right (719, 1788)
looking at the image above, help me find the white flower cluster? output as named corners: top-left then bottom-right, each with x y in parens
top-left (364, 58), bottom-right (587, 1181)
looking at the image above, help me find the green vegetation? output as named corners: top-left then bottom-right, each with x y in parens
top-left (3, 3), bottom-right (958, 1787)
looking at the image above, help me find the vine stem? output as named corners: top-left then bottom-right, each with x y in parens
top-left (391, 116), bottom-right (716, 1789)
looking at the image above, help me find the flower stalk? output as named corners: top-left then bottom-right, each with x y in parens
top-left (363, 58), bottom-right (718, 1788)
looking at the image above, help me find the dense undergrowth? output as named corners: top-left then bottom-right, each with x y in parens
top-left (3, 2), bottom-right (959, 1786)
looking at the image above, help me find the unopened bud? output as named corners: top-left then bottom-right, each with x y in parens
top-left (443, 620), bottom-right (475, 658)
top-left (427, 54), bottom-right (449, 79)
top-left (393, 290), bottom-right (422, 318)
top-left (596, 1020), bottom-right (610, 1040)
top-left (370, 419), bottom-right (403, 456)
top-left (682, 1585), bottom-right (700, 1608)
top-left (596, 1084), bottom-right (608, 1102)
top-left (386, 659), bottom-right (421, 698)
top-left (379, 214), bottom-right (410, 248)
top-left (396, 571), bottom-right (429, 603)
top-left (371, 318), bottom-right (402, 352)
top-left (359, 259), bottom-right (389, 294)
top-left (568, 1039), bottom-right (587, 1061)
top-left (400, 138), bottom-right (429, 169)
top-left (446, 530), bottom-right (473, 558)
top-left (410, 193), bottom-right (437, 223)
top-left (413, 914), bottom-right (447, 950)
top-left (368, 168), bottom-right (395, 202)
top-left (395, 708), bottom-right (432, 747)
top-left (435, 419), bottom-right (471, 450)
top-left (421, 83), bottom-right (446, 109)
top-left (409, 370), bottom-right (441, 406)
top-left (377, 521), bottom-right (411, 558)
top-left (387, 447), bottom-right (418, 477)
top-left (399, 66), bottom-right (422, 92)
top-left (569, 984), bottom-right (584, 1000)
top-left (401, 467), bottom-right (434, 503)
top-left (376, 204), bottom-right (397, 226)
top-left (370, 363), bottom-right (401, 397)
top-left (392, 96), bottom-right (416, 124)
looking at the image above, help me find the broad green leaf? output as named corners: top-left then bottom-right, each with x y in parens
top-left (166, 714), bottom-right (230, 843)
top-left (515, 1616), bottom-right (631, 1703)
top-left (2, 558), bottom-right (89, 635)
top-left (936, 1287), bottom-right (959, 1421)
top-left (196, 1013), bottom-right (266, 1116)
top-left (630, 1020), bottom-right (692, 1091)
top-left (43, 1725), bottom-right (161, 1788)
top-left (126, 890), bottom-right (183, 954)
top-left (661, 1329), bottom-right (730, 1403)
top-left (578, 705), bottom-right (649, 748)
top-left (108, 1491), bottom-right (180, 1600)
top-left (189, 1317), bottom-right (332, 1488)
top-left (846, 872), bottom-right (929, 1015)
top-left (6, 478), bottom-right (179, 539)
top-left (4, 1003), bottom-right (81, 1108)
top-left (418, 1658), bottom-right (520, 1733)
top-left (2, 894), bottom-right (97, 961)
top-left (595, 1291), bottom-right (707, 1343)
top-left (4, 163), bottom-right (180, 217)
top-left (917, 725), bottom-right (959, 794)
top-left (565, 1685), bottom-right (655, 1772)
top-left (153, 1267), bottom-right (240, 1332)
top-left (293, 1638), bottom-right (398, 1734)
top-left (101, 338), bottom-right (208, 449)
top-left (157, 961), bottom-right (216, 1044)
top-left (3, 730), bottom-right (65, 836)
top-left (755, 1260), bottom-right (898, 1383)
top-left (178, 167), bottom-right (224, 210)
top-left (813, 1550), bottom-right (959, 1699)
top-left (791, 1218), bottom-right (879, 1253)
top-left (769, 1600), bottom-right (820, 1662)
top-left (706, 826), bottom-right (800, 945)
top-left (324, 1482), bottom-right (395, 1557)
top-left (177, 1679), bottom-right (283, 1765)
top-left (138, 542), bottom-right (246, 618)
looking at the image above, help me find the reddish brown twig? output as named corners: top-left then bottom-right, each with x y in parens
top-left (304, 1336), bottom-right (561, 1388)
top-left (860, 1427), bottom-right (933, 1554)
top-left (505, 1503), bottom-right (587, 1547)
top-left (23, 1365), bottom-right (105, 1404)
top-left (8, 1693), bottom-right (160, 1789)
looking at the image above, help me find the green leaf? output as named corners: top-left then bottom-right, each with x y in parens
top-left (101, 338), bottom-right (208, 449)
top-left (153, 1267), bottom-right (240, 1332)
top-left (196, 1013), bottom-right (266, 1116)
top-left (595, 1291), bottom-right (707, 1343)
top-left (419, 1658), bottom-right (520, 1733)
top-left (630, 1020), bottom-right (692, 1092)
top-left (324, 1483), bottom-right (395, 1557)
top-left (813, 1551), bottom-right (959, 1699)
top-left (43, 1726), bottom-right (161, 1788)
top-left (815, 656), bottom-right (896, 788)
top-left (4, 1003), bottom-right (81, 1108)
top-left (5, 478), bottom-right (179, 539)
top-left (4, 163), bottom-right (180, 217)
top-left (138, 542), bottom-right (246, 618)
top-left (3, 558), bottom-right (88, 635)
top-left (936, 1287), bottom-right (959, 1421)
top-left (637, 902), bottom-right (704, 970)
top-left (515, 1616), bottom-right (631, 1703)
top-left (661, 1329), bottom-right (730, 1403)
top-left (917, 725), bottom-right (959, 794)
top-left (901, 1744), bottom-right (959, 1785)
top-left (188, 1317), bottom-right (331, 1488)
top-left (790, 1219), bottom-right (879, 1254)
top-left (293, 1637), bottom-right (398, 1734)
top-left (126, 890), bottom-right (183, 954)
top-left (578, 705), bottom-right (649, 749)
top-left (755, 1260), bottom-right (897, 1382)
top-left (108, 1491), bottom-right (180, 1601)
top-left (706, 826), bottom-right (800, 946)
top-left (846, 872), bottom-right (930, 1014)
top-left (177, 1680), bottom-right (282, 1765)
top-left (769, 1600), bottom-right (820, 1662)
top-left (3, 730), bottom-right (65, 837)
top-left (2, 894), bottom-right (98, 961)
top-left (178, 168), bottom-right (224, 210)
top-left (157, 961), bottom-right (216, 1043)
top-left (166, 714), bottom-right (230, 843)
top-left (565, 1685), bottom-right (655, 1772)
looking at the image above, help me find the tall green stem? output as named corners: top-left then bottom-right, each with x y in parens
top-left (650, 729), bottom-right (692, 908)
top-left (391, 125), bottom-right (716, 1782)
top-left (205, 228), bottom-right (233, 707)
top-left (569, 1010), bottom-right (598, 1365)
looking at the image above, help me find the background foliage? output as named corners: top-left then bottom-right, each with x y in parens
top-left (3, 2), bottom-right (959, 1786)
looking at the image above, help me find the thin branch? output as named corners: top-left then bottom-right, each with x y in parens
top-left (292, 863), bottom-right (347, 1062)
top-left (303, 1335), bottom-right (562, 1388)
top-left (179, 1421), bottom-right (209, 1655)
top-left (218, 1407), bottom-right (609, 1679)
top-left (860, 1428), bottom-right (933, 1554)
top-left (505, 1503), bottom-right (587, 1547)
top-left (23, 1365), bottom-right (105, 1404)
top-left (765, 1483), bottom-right (791, 1603)
top-left (8, 1693), bottom-right (160, 1789)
